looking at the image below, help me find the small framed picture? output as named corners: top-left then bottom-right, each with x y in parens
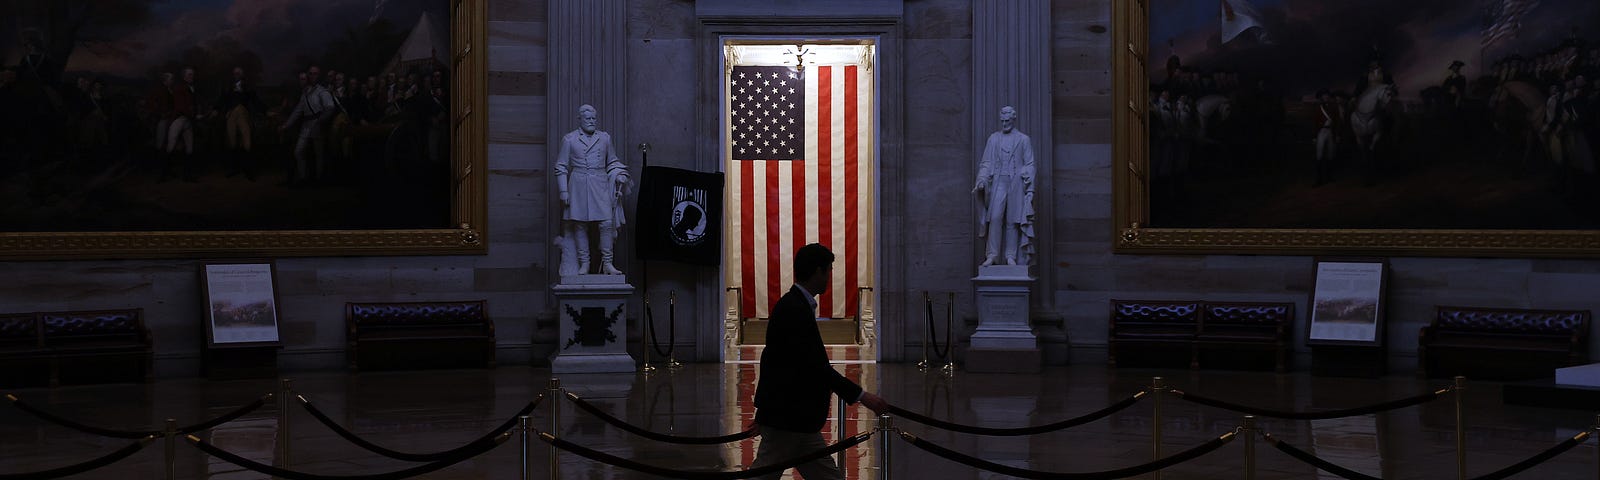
top-left (201, 262), bottom-right (283, 348)
top-left (1306, 258), bottom-right (1389, 347)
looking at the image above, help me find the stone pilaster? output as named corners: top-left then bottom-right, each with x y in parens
top-left (973, 0), bottom-right (1052, 312)
top-left (547, 0), bottom-right (632, 286)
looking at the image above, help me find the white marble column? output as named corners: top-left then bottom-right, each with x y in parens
top-left (972, 0), bottom-right (1052, 307)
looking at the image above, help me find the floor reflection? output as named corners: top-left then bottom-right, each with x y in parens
top-left (0, 363), bottom-right (1595, 479)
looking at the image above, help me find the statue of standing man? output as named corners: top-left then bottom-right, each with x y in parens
top-left (557, 104), bottom-right (629, 275)
top-left (973, 105), bottom-right (1035, 267)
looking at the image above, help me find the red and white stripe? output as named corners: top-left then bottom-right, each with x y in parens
top-left (727, 64), bottom-right (873, 321)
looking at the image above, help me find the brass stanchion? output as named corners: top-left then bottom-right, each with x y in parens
top-left (519, 415), bottom-right (530, 480)
top-left (1592, 413), bottom-right (1598, 480)
top-left (278, 378), bottom-right (293, 479)
top-left (728, 287), bottom-right (745, 345)
top-left (641, 294), bottom-right (656, 373)
top-left (1242, 415), bottom-right (1256, 480)
top-left (917, 291), bottom-right (931, 371)
top-left (855, 286), bottom-right (873, 345)
top-left (1152, 376), bottom-right (1164, 480)
top-left (548, 378), bottom-right (562, 480)
top-left (942, 292), bottom-right (955, 376)
top-left (837, 397), bottom-right (848, 466)
top-left (668, 291), bottom-right (682, 369)
top-left (1455, 376), bottom-right (1466, 480)
top-left (876, 414), bottom-right (894, 480)
top-left (164, 418), bottom-right (177, 480)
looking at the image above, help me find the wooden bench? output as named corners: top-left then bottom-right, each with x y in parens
top-left (1110, 299), bottom-right (1294, 371)
top-left (1109, 300), bottom-right (1201, 368)
top-left (0, 309), bottom-right (153, 387)
top-left (1418, 305), bottom-right (1590, 380)
top-left (1195, 301), bottom-right (1294, 372)
top-left (346, 300), bottom-right (495, 371)
top-left (0, 313), bottom-right (47, 387)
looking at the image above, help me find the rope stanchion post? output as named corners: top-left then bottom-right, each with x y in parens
top-left (164, 418), bottom-right (177, 480)
top-left (519, 414), bottom-right (531, 480)
top-left (728, 286), bottom-right (745, 345)
top-left (641, 293), bottom-right (655, 373)
top-left (855, 286), bottom-right (872, 345)
top-left (918, 291), bottom-right (931, 371)
top-left (942, 292), bottom-right (955, 376)
top-left (837, 397), bottom-right (848, 466)
top-left (1594, 413), bottom-right (1598, 480)
top-left (877, 414), bottom-right (894, 480)
top-left (277, 378), bottom-right (292, 479)
top-left (1456, 376), bottom-right (1466, 480)
top-left (668, 291), bottom-right (682, 369)
top-left (1242, 415), bottom-right (1256, 480)
top-left (1153, 376), bottom-right (1164, 480)
top-left (548, 378), bottom-right (562, 480)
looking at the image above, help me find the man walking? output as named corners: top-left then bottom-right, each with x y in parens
top-left (750, 243), bottom-right (889, 480)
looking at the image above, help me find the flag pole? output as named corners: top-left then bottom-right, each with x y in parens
top-left (638, 142), bottom-right (652, 370)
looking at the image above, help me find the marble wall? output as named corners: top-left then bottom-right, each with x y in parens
top-left (2, 0), bottom-right (1597, 375)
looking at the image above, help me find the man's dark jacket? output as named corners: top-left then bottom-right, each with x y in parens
top-left (753, 285), bottom-right (862, 433)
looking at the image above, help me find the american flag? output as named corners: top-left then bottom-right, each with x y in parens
top-left (726, 64), bottom-right (873, 321)
top-left (1482, 0), bottom-right (1540, 49)
top-left (731, 66), bottom-right (805, 160)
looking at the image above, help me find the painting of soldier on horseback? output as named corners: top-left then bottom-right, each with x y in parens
top-left (1147, 0), bottom-right (1600, 231)
top-left (0, 0), bottom-right (453, 232)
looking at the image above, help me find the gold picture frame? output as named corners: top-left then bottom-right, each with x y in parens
top-left (0, 0), bottom-right (487, 260)
top-left (1112, 0), bottom-right (1600, 257)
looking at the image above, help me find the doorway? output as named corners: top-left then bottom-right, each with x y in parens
top-left (718, 41), bottom-right (879, 363)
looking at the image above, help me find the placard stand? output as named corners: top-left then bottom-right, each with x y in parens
top-left (199, 262), bottom-right (284, 380)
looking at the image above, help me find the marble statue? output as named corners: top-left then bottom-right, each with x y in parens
top-left (556, 104), bottom-right (630, 276)
top-left (972, 105), bottom-right (1035, 267)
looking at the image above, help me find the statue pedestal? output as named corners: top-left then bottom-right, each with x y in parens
top-left (551, 274), bottom-right (636, 374)
top-left (968, 265), bottom-right (1040, 373)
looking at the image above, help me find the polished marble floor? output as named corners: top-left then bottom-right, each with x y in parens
top-left (1, 358), bottom-right (1596, 479)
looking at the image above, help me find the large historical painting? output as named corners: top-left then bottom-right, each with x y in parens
top-left (0, 0), bottom-right (486, 259)
top-left (1114, 0), bottom-right (1600, 256)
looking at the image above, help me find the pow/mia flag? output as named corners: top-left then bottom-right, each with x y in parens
top-left (636, 166), bottom-right (723, 266)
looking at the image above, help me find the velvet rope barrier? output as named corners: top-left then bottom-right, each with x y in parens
top-left (1262, 433), bottom-right (1381, 480)
top-left (187, 432), bottom-right (509, 480)
top-left (177, 395), bottom-right (272, 434)
top-left (1467, 430), bottom-right (1592, 480)
top-left (538, 429), bottom-right (870, 480)
top-left (1168, 387), bottom-right (1449, 420)
top-left (1264, 430), bottom-right (1594, 480)
top-left (564, 392), bottom-right (759, 444)
top-left (898, 430), bottom-right (1236, 480)
top-left (0, 436), bottom-right (154, 480)
top-left (887, 390), bottom-right (1147, 436)
top-left (924, 292), bottom-right (951, 361)
top-left (645, 298), bottom-right (675, 359)
top-left (295, 393), bottom-right (540, 462)
top-left (4, 393), bottom-right (271, 439)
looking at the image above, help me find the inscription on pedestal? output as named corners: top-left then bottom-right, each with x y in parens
top-left (971, 272), bottom-right (1039, 356)
top-left (989, 297), bottom-right (1023, 322)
